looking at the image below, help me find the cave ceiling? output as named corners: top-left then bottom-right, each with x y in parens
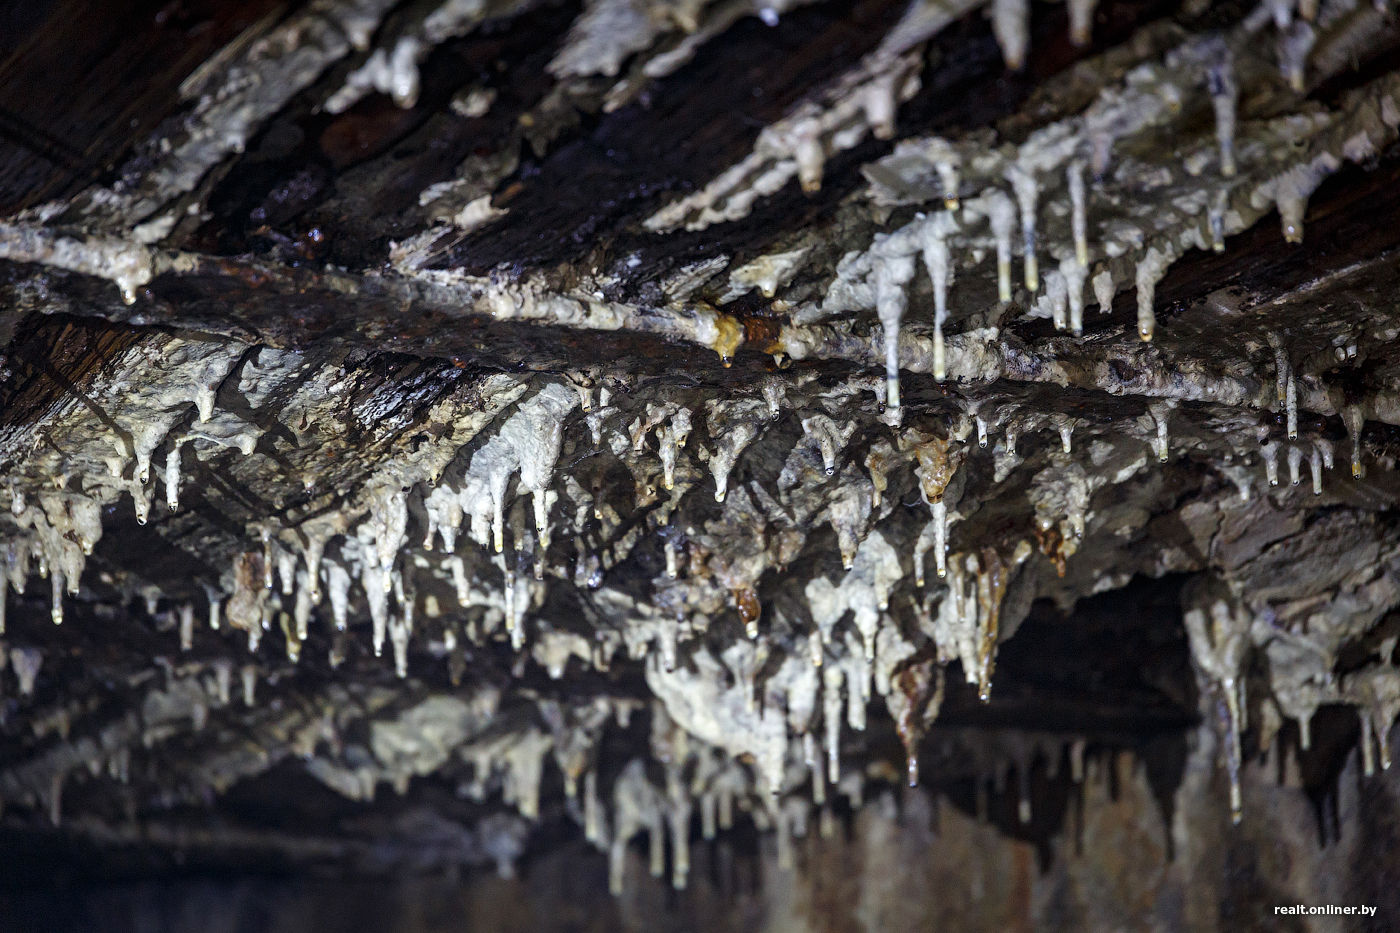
top-left (1, 0), bottom-right (1400, 895)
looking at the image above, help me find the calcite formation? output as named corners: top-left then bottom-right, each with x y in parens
top-left (3, 0), bottom-right (1400, 917)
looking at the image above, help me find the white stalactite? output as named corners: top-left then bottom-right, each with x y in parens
top-left (1006, 165), bottom-right (1039, 292)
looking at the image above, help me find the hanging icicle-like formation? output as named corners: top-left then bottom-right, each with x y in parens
top-left (920, 543), bottom-right (1031, 701)
top-left (644, 0), bottom-right (1219, 234)
top-left (922, 210), bottom-right (959, 381)
top-left (808, 16), bottom-right (1400, 368)
top-left (1346, 645), bottom-right (1400, 774)
top-left (875, 253), bottom-right (916, 411)
top-left (1184, 595), bottom-right (1251, 824)
top-left (1207, 43), bottom-right (1239, 177)
top-left (10, 646), bottom-right (43, 696)
top-left (8, 0), bottom-right (1400, 901)
top-left (991, 0), bottom-right (1030, 72)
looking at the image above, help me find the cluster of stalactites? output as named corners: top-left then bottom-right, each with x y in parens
top-left (1250, 334), bottom-right (1346, 495)
top-left (918, 543), bottom-right (1031, 701)
top-left (640, 0), bottom-right (1118, 233)
top-left (0, 340), bottom-right (250, 627)
top-left (552, 693), bottom-right (1104, 900)
top-left (0, 644), bottom-right (259, 828)
top-left (602, 674), bottom-right (873, 895)
top-left (805, 10), bottom-right (1400, 385)
top-left (2, 492), bottom-right (104, 628)
top-left (216, 520), bottom-right (549, 678)
top-left (1192, 586), bottom-right (1400, 827)
top-left (204, 379), bottom-right (581, 674)
top-left (1346, 640), bottom-right (1400, 777)
top-left (568, 514), bottom-right (1400, 884)
top-left (144, 370), bottom-right (847, 677)
top-left (1183, 596), bottom-right (1252, 823)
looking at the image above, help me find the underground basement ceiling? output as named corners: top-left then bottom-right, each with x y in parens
top-left (2, 0), bottom-right (1400, 928)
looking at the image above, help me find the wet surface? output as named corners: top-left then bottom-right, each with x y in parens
top-left (0, 0), bottom-right (290, 213)
top-left (432, 0), bottom-right (1179, 284)
top-left (4, 3), bottom-right (1400, 924)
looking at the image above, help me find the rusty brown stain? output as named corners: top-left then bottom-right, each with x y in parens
top-left (1034, 523), bottom-right (1069, 577)
top-left (741, 315), bottom-right (783, 353)
top-left (1010, 842), bottom-right (1034, 933)
top-left (733, 585), bottom-right (761, 633)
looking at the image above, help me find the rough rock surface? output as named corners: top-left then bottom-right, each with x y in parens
top-left (2, 0), bottom-right (1400, 929)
